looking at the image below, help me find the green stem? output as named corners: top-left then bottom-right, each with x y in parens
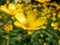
top-left (6, 35), bottom-right (10, 45)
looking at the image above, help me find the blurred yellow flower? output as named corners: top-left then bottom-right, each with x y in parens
top-left (4, 23), bottom-right (13, 32)
top-left (51, 17), bottom-right (56, 21)
top-left (14, 12), bottom-right (46, 35)
top-left (1, 5), bottom-right (8, 13)
top-left (17, 0), bottom-right (22, 3)
top-left (1, 3), bottom-right (16, 15)
top-left (51, 22), bottom-right (59, 30)
top-left (35, 0), bottom-right (50, 3)
top-left (51, 22), bottom-right (58, 27)
top-left (52, 13), bottom-right (56, 17)
top-left (54, 26), bottom-right (58, 30)
top-left (16, 4), bottom-right (23, 9)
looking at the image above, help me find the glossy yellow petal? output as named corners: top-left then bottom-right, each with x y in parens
top-left (8, 3), bottom-right (16, 10)
top-left (14, 21), bottom-right (27, 30)
top-left (1, 5), bottom-right (8, 13)
top-left (0, 4), bottom-right (16, 15)
top-left (26, 10), bottom-right (37, 25)
top-left (26, 10), bottom-right (36, 21)
top-left (8, 3), bottom-right (17, 15)
top-left (8, 9), bottom-right (17, 15)
top-left (17, 8), bottom-right (23, 13)
top-left (31, 17), bottom-right (46, 27)
top-left (15, 4), bottom-right (23, 9)
top-left (15, 13), bottom-right (26, 24)
top-left (26, 27), bottom-right (41, 30)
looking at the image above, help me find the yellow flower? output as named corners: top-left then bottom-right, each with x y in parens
top-left (14, 12), bottom-right (46, 35)
top-left (16, 4), bottom-right (23, 9)
top-left (0, 3), bottom-right (23, 15)
top-left (1, 3), bottom-right (16, 15)
top-left (6, 0), bottom-right (10, 4)
top-left (51, 17), bottom-right (56, 21)
top-left (35, 0), bottom-right (50, 3)
top-left (4, 23), bottom-right (13, 32)
top-left (41, 13), bottom-right (46, 16)
top-left (51, 22), bottom-right (58, 27)
top-left (51, 22), bottom-right (59, 30)
top-left (54, 26), bottom-right (58, 30)
top-left (0, 5), bottom-right (8, 14)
